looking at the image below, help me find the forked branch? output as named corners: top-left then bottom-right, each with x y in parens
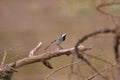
top-left (0, 44), bottom-right (89, 80)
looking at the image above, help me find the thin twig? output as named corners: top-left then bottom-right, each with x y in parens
top-left (87, 63), bottom-right (117, 80)
top-left (29, 42), bottom-right (42, 57)
top-left (68, 55), bottom-right (76, 80)
top-left (96, 1), bottom-right (120, 18)
top-left (44, 60), bottom-right (82, 80)
top-left (85, 53), bottom-right (113, 65)
top-left (1, 51), bottom-right (7, 65)
top-left (76, 63), bottom-right (85, 80)
top-left (111, 68), bottom-right (116, 80)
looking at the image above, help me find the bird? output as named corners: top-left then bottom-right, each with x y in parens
top-left (44, 33), bottom-right (67, 50)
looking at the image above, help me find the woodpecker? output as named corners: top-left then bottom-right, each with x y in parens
top-left (44, 33), bottom-right (67, 50)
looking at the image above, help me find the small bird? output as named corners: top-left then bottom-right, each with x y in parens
top-left (44, 33), bottom-right (67, 50)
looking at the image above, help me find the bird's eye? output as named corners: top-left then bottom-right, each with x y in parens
top-left (63, 35), bottom-right (66, 41)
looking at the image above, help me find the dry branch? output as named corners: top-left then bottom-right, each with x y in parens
top-left (114, 26), bottom-right (120, 62)
top-left (1, 51), bottom-right (7, 65)
top-left (74, 1), bottom-right (120, 80)
top-left (96, 1), bottom-right (120, 18)
top-left (87, 63), bottom-right (117, 80)
top-left (0, 45), bottom-right (89, 80)
top-left (75, 28), bottom-right (116, 80)
top-left (96, 0), bottom-right (120, 62)
top-left (75, 28), bottom-right (115, 58)
top-left (45, 60), bottom-right (82, 80)
top-left (9, 45), bottom-right (87, 68)
top-left (29, 42), bottom-right (42, 57)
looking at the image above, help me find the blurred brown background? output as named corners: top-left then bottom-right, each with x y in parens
top-left (0, 0), bottom-right (120, 80)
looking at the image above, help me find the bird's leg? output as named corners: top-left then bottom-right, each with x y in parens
top-left (57, 44), bottom-right (63, 49)
top-left (57, 44), bottom-right (70, 56)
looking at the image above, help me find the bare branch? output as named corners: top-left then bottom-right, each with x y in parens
top-left (95, 0), bottom-right (120, 62)
top-left (44, 60), bottom-right (82, 80)
top-left (9, 45), bottom-right (88, 69)
top-left (87, 63), bottom-right (117, 80)
top-left (1, 51), bottom-right (7, 65)
top-left (75, 28), bottom-right (115, 58)
top-left (29, 42), bottom-right (42, 57)
top-left (85, 53), bottom-right (113, 65)
top-left (114, 26), bottom-right (120, 62)
top-left (96, 1), bottom-right (120, 18)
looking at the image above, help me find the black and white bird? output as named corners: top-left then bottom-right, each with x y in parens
top-left (44, 33), bottom-right (67, 50)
